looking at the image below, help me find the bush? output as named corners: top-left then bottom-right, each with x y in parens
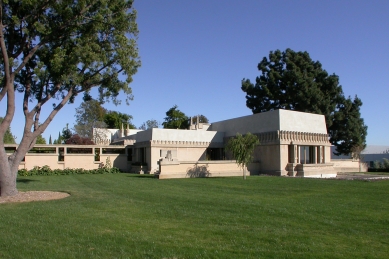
top-left (382, 158), bottom-right (389, 169)
top-left (18, 165), bottom-right (122, 177)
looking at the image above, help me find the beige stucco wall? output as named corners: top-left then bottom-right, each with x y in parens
top-left (9, 144), bottom-right (128, 171)
top-left (332, 159), bottom-right (368, 173)
top-left (209, 109), bottom-right (327, 137)
top-left (158, 161), bottom-right (260, 179)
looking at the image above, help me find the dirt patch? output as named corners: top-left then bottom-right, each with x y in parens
top-left (0, 191), bottom-right (70, 204)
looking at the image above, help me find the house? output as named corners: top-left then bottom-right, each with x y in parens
top-left (100, 109), bottom-right (339, 178)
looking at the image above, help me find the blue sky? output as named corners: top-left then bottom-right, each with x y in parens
top-left (3, 0), bottom-right (389, 145)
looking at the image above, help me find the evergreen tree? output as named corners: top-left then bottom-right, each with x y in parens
top-left (0, 117), bottom-right (16, 144)
top-left (241, 49), bottom-right (367, 155)
top-left (35, 135), bottom-right (46, 144)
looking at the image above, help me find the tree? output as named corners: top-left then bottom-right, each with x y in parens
top-left (65, 134), bottom-right (95, 145)
top-left (104, 111), bottom-right (135, 129)
top-left (225, 133), bottom-right (259, 180)
top-left (191, 115), bottom-right (209, 124)
top-left (0, 117), bottom-right (16, 144)
top-left (74, 99), bottom-right (107, 139)
top-left (53, 132), bottom-right (62, 145)
top-left (61, 124), bottom-right (73, 144)
top-left (139, 119), bottom-right (160, 130)
top-left (49, 135), bottom-right (52, 145)
top-left (35, 135), bottom-right (46, 144)
top-left (162, 105), bottom-right (189, 129)
top-left (241, 48), bottom-right (367, 155)
top-left (351, 144), bottom-right (365, 172)
top-left (0, 1), bottom-right (140, 197)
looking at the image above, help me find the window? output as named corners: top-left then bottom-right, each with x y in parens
top-left (102, 148), bottom-right (125, 154)
top-left (300, 146), bottom-right (316, 164)
top-left (206, 148), bottom-right (225, 160)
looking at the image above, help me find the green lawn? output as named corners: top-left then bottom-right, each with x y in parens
top-left (0, 174), bottom-right (388, 259)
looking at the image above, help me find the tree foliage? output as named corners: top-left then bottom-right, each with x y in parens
top-left (241, 49), bottom-right (367, 155)
top-left (0, 117), bottom-right (16, 144)
top-left (191, 115), bottom-right (209, 124)
top-left (162, 105), bottom-right (189, 129)
top-left (225, 133), bottom-right (259, 179)
top-left (61, 124), bottom-right (73, 144)
top-left (74, 100), bottom-right (107, 139)
top-left (0, 0), bottom-right (140, 196)
top-left (139, 119), bottom-right (160, 130)
top-left (104, 111), bottom-right (135, 129)
top-left (65, 134), bottom-right (95, 145)
top-left (35, 135), bottom-right (46, 144)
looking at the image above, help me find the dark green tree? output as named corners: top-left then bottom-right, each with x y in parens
top-left (104, 111), bottom-right (135, 129)
top-left (61, 124), bottom-right (73, 143)
top-left (35, 135), bottom-right (46, 144)
top-left (0, 0), bottom-right (140, 197)
top-left (241, 48), bottom-right (367, 155)
top-left (49, 135), bottom-right (52, 145)
top-left (225, 133), bottom-right (259, 180)
top-left (0, 117), bottom-right (16, 144)
top-left (162, 105), bottom-right (189, 129)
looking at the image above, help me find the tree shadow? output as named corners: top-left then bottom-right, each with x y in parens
top-left (186, 164), bottom-right (211, 178)
top-left (17, 179), bottom-right (39, 183)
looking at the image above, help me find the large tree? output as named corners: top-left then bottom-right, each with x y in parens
top-left (0, 0), bottom-right (140, 196)
top-left (162, 105), bottom-right (189, 129)
top-left (241, 48), bottom-right (367, 155)
top-left (74, 99), bottom-right (107, 139)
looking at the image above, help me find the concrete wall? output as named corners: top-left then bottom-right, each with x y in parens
top-left (136, 128), bottom-right (224, 143)
top-left (332, 159), bottom-right (367, 173)
top-left (158, 160), bottom-right (260, 179)
top-left (6, 145), bottom-right (129, 172)
top-left (209, 109), bottom-right (327, 137)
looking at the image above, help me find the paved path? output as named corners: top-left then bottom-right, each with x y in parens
top-left (336, 173), bottom-right (389, 181)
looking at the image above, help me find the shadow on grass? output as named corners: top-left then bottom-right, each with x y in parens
top-left (17, 178), bottom-right (40, 184)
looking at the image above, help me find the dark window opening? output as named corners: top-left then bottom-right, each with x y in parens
top-left (66, 148), bottom-right (92, 154)
top-left (206, 148), bottom-right (225, 160)
top-left (102, 148), bottom-right (125, 154)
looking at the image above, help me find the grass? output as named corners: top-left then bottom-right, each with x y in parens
top-left (0, 174), bottom-right (388, 259)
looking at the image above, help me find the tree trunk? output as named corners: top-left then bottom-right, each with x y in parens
top-left (243, 167), bottom-right (246, 180)
top-left (0, 151), bottom-right (18, 197)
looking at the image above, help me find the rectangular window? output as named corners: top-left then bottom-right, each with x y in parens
top-left (66, 148), bottom-right (92, 154)
top-left (288, 145), bottom-right (294, 163)
top-left (94, 148), bottom-right (100, 162)
top-left (58, 147), bottom-right (64, 162)
top-left (127, 148), bottom-right (133, 161)
top-left (28, 147), bottom-right (56, 153)
top-left (102, 148), bottom-right (125, 154)
top-left (5, 146), bottom-right (16, 153)
top-left (300, 146), bottom-right (316, 164)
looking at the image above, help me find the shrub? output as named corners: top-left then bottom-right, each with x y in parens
top-left (382, 158), bottom-right (389, 169)
top-left (18, 165), bottom-right (122, 177)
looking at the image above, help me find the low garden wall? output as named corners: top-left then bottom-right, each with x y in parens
top-left (158, 160), bottom-right (261, 179)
